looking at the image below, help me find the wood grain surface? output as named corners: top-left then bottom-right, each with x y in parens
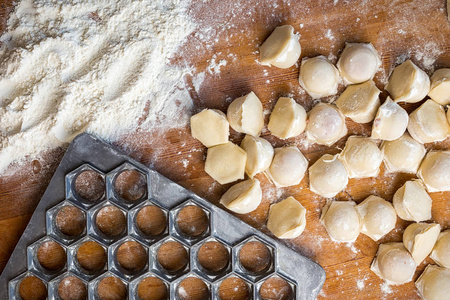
top-left (1, 0), bottom-right (450, 299)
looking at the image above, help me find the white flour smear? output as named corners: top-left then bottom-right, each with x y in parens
top-left (0, 0), bottom-right (196, 173)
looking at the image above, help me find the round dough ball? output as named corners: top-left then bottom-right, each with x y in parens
top-left (267, 146), bottom-right (308, 187)
top-left (337, 43), bottom-right (381, 84)
top-left (339, 136), bottom-right (383, 179)
top-left (259, 25), bottom-right (301, 69)
top-left (418, 151), bottom-right (450, 192)
top-left (220, 178), bottom-right (262, 214)
top-left (308, 154), bottom-right (348, 198)
top-left (268, 97), bottom-right (307, 139)
top-left (204, 142), bottom-right (247, 185)
top-left (381, 133), bottom-right (426, 173)
top-left (299, 56), bottom-right (340, 99)
top-left (403, 222), bottom-right (441, 265)
top-left (267, 196), bottom-right (307, 239)
top-left (190, 109), bottom-right (229, 148)
top-left (240, 135), bottom-right (273, 178)
top-left (416, 265), bottom-right (450, 300)
top-left (393, 180), bottom-right (432, 222)
top-left (227, 92), bottom-right (264, 137)
top-left (356, 195), bottom-right (397, 241)
top-left (371, 97), bottom-right (408, 141)
top-left (321, 201), bottom-right (360, 242)
top-left (385, 60), bottom-right (430, 103)
top-left (306, 103), bottom-right (347, 146)
top-left (430, 230), bottom-right (450, 268)
top-left (428, 68), bottom-right (450, 105)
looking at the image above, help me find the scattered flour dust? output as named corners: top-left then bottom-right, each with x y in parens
top-left (0, 0), bottom-right (197, 173)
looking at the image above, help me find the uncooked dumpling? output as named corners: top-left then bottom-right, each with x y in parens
top-left (381, 133), bottom-right (426, 173)
top-left (306, 103), bottom-right (347, 146)
top-left (393, 180), bottom-right (432, 222)
top-left (403, 222), bottom-right (441, 265)
top-left (267, 196), bottom-right (307, 239)
top-left (335, 80), bottom-right (380, 123)
top-left (259, 25), bottom-right (301, 69)
top-left (428, 68), bottom-right (450, 105)
top-left (298, 56), bottom-right (340, 99)
top-left (308, 154), bottom-right (348, 198)
top-left (418, 151), bottom-right (450, 192)
top-left (356, 195), bottom-right (397, 241)
top-left (190, 109), bottom-right (229, 148)
top-left (220, 178), bottom-right (262, 214)
top-left (321, 201), bottom-right (360, 242)
top-left (240, 135), bottom-right (274, 178)
top-left (204, 142), bottom-right (247, 185)
top-left (267, 146), bottom-right (308, 187)
top-left (227, 92), bottom-right (264, 137)
top-left (371, 243), bottom-right (416, 285)
top-left (416, 265), bottom-right (450, 300)
top-left (407, 99), bottom-right (450, 144)
top-left (339, 136), bottom-right (383, 178)
top-left (385, 60), bottom-right (430, 103)
top-left (337, 43), bottom-right (381, 84)
top-left (268, 97), bottom-right (307, 139)
top-left (430, 230), bottom-right (450, 268)
top-left (371, 97), bottom-right (408, 141)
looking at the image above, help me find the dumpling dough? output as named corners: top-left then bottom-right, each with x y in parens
top-left (267, 146), bottom-right (308, 187)
top-left (335, 80), bottom-right (381, 123)
top-left (267, 196), bottom-right (307, 239)
top-left (306, 103), bottom-right (347, 146)
top-left (259, 25), bottom-right (301, 69)
top-left (190, 109), bottom-right (229, 147)
top-left (356, 195), bottom-right (397, 241)
top-left (339, 136), bottom-right (383, 178)
top-left (240, 135), bottom-right (273, 178)
top-left (371, 243), bottom-right (416, 285)
top-left (220, 178), bottom-right (262, 214)
top-left (418, 151), bottom-right (450, 192)
top-left (308, 154), bottom-right (348, 198)
top-left (381, 133), bottom-right (426, 173)
top-left (268, 97), bottom-right (307, 139)
top-left (403, 222), bottom-right (441, 265)
top-left (204, 142), bottom-right (247, 185)
top-left (393, 180), bottom-right (432, 222)
top-left (337, 43), bottom-right (381, 84)
top-left (371, 97), bottom-right (408, 141)
top-left (321, 201), bottom-right (360, 242)
top-left (428, 68), bottom-right (450, 105)
top-left (227, 92), bottom-right (264, 137)
top-left (430, 230), bottom-right (450, 268)
top-left (298, 56), bottom-right (340, 99)
top-left (416, 265), bottom-right (450, 300)
top-left (385, 60), bottom-right (430, 103)
top-left (407, 99), bottom-right (450, 144)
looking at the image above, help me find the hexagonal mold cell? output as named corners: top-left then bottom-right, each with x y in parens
top-left (106, 162), bottom-right (149, 209)
top-left (48, 272), bottom-right (88, 300)
top-left (212, 273), bottom-right (253, 300)
top-left (108, 237), bottom-right (149, 281)
top-left (149, 237), bottom-right (190, 282)
top-left (191, 237), bottom-right (232, 282)
top-left (47, 200), bottom-right (87, 246)
top-left (66, 164), bottom-right (106, 209)
top-left (170, 273), bottom-right (211, 300)
top-left (128, 200), bottom-right (169, 244)
top-left (87, 201), bottom-right (127, 245)
top-left (67, 237), bottom-right (108, 282)
top-left (9, 272), bottom-right (48, 300)
top-left (129, 272), bottom-right (170, 300)
top-left (88, 272), bottom-right (128, 300)
top-left (27, 237), bottom-right (68, 282)
top-left (254, 273), bottom-right (296, 300)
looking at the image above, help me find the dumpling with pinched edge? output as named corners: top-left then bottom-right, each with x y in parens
top-left (321, 200), bottom-right (361, 243)
top-left (259, 25), bottom-right (301, 69)
top-left (430, 230), bottom-right (450, 268)
top-left (266, 146), bottom-right (308, 187)
top-left (418, 151), bottom-right (450, 192)
top-left (299, 56), bottom-right (340, 99)
top-left (428, 68), bottom-right (450, 105)
top-left (190, 109), bottom-right (229, 148)
top-left (204, 142), bottom-right (247, 185)
top-left (393, 180), bottom-right (432, 222)
top-left (306, 103), bottom-right (347, 146)
top-left (220, 178), bottom-right (262, 214)
top-left (267, 196), bottom-right (307, 239)
top-left (337, 43), bottom-right (381, 84)
top-left (308, 154), bottom-right (348, 198)
top-left (381, 133), bottom-right (426, 174)
top-left (240, 135), bottom-right (273, 178)
top-left (403, 222), bottom-right (441, 265)
top-left (268, 97), bottom-right (307, 139)
top-left (371, 97), bottom-right (408, 141)
top-left (416, 265), bottom-right (450, 300)
top-left (227, 92), bottom-right (264, 137)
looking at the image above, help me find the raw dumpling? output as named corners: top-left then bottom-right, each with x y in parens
top-left (371, 243), bottom-right (416, 285)
top-left (371, 97), bottom-right (408, 141)
top-left (220, 178), bottom-right (262, 214)
top-left (308, 154), bottom-right (348, 198)
top-left (393, 180), bottom-right (432, 222)
top-left (356, 195), bottom-right (397, 241)
top-left (268, 97), bottom-right (307, 139)
top-left (407, 99), bottom-right (450, 144)
top-left (428, 68), bottom-right (450, 105)
top-left (267, 196), bottom-right (307, 239)
top-left (321, 201), bottom-right (360, 242)
top-left (381, 133), bottom-right (426, 173)
top-left (339, 136), bottom-right (383, 178)
top-left (418, 151), bottom-right (450, 192)
top-left (190, 109), bottom-right (229, 147)
top-left (416, 265), bottom-right (450, 300)
top-left (204, 142), bottom-right (247, 185)
top-left (240, 135), bottom-right (274, 178)
top-left (259, 25), bottom-right (301, 69)
top-left (430, 230), bottom-right (450, 268)
top-left (337, 43), bottom-right (381, 84)
top-left (403, 222), bottom-right (441, 265)
top-left (227, 92), bottom-right (264, 137)
top-left (298, 56), bottom-right (340, 99)
top-left (335, 80), bottom-right (380, 123)
top-left (385, 60), bottom-right (430, 103)
top-left (267, 146), bottom-right (308, 187)
top-left (306, 103), bottom-right (347, 146)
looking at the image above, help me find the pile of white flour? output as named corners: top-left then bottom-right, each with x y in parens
top-left (0, 0), bottom-right (196, 173)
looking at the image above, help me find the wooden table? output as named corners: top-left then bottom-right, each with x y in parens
top-left (0, 0), bottom-right (449, 299)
